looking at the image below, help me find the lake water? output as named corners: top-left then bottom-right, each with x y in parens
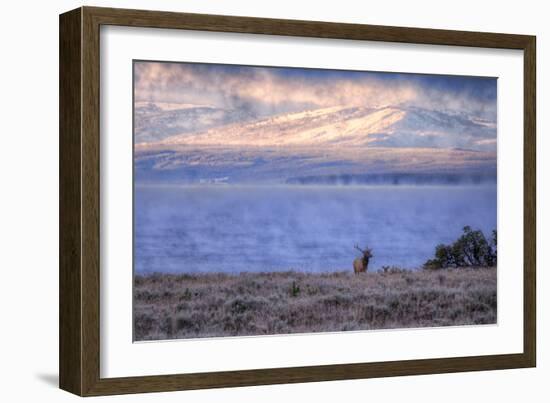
top-left (134, 185), bottom-right (496, 274)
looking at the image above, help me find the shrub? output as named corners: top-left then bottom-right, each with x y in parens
top-left (423, 226), bottom-right (497, 269)
top-left (290, 281), bottom-right (301, 297)
top-left (381, 265), bottom-right (407, 274)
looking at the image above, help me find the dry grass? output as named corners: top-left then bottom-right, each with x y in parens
top-left (134, 268), bottom-right (496, 341)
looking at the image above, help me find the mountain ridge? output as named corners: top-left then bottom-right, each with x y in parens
top-left (134, 104), bottom-right (497, 184)
top-left (148, 105), bottom-right (496, 151)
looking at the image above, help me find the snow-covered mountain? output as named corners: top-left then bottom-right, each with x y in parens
top-left (134, 101), bottom-right (256, 143)
top-left (157, 105), bottom-right (496, 151)
top-left (135, 105), bottom-right (497, 184)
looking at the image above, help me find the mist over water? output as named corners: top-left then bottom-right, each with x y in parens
top-left (134, 185), bottom-right (496, 274)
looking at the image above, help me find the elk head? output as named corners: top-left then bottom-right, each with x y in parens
top-left (354, 244), bottom-right (373, 260)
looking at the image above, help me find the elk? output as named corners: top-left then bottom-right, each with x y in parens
top-left (353, 245), bottom-right (373, 274)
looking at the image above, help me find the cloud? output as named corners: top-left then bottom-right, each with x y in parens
top-left (135, 62), bottom-right (495, 119)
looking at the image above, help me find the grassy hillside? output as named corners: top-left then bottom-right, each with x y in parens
top-left (134, 268), bottom-right (496, 341)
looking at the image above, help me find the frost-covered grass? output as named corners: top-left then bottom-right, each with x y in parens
top-left (134, 268), bottom-right (496, 341)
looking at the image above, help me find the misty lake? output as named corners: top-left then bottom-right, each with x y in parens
top-left (134, 185), bottom-right (496, 274)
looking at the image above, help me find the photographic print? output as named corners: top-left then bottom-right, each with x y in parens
top-left (133, 61), bottom-right (497, 341)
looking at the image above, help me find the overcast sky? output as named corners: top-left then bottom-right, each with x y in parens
top-left (135, 60), bottom-right (496, 118)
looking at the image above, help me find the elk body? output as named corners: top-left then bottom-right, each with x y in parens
top-left (353, 245), bottom-right (373, 274)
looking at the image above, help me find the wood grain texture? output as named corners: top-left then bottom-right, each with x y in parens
top-left (59, 8), bottom-right (82, 396)
top-left (523, 38), bottom-right (536, 367)
top-left (59, 6), bottom-right (537, 396)
top-left (86, 6), bottom-right (532, 49)
top-left (81, 6), bottom-right (102, 396)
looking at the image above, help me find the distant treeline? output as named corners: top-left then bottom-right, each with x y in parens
top-left (286, 173), bottom-right (497, 186)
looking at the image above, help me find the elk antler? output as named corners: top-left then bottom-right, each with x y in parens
top-left (355, 244), bottom-right (373, 257)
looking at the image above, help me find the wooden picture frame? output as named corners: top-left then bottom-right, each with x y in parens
top-left (59, 6), bottom-right (536, 396)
